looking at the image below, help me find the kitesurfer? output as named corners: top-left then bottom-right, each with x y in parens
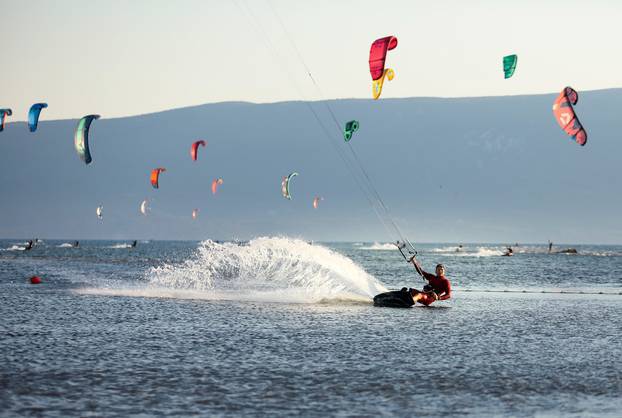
top-left (503, 247), bottom-right (513, 257)
top-left (131, 240), bottom-right (137, 248)
top-left (24, 240), bottom-right (34, 251)
top-left (548, 241), bottom-right (553, 253)
top-left (456, 244), bottom-right (463, 252)
top-left (409, 260), bottom-right (452, 306)
top-left (73, 241), bottom-right (79, 248)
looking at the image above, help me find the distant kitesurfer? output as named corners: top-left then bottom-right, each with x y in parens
top-left (456, 244), bottom-right (463, 252)
top-left (73, 241), bottom-right (79, 248)
top-left (548, 241), bottom-right (553, 253)
top-left (503, 247), bottom-right (513, 256)
top-left (408, 260), bottom-right (452, 306)
top-left (24, 240), bottom-right (34, 251)
top-left (131, 240), bottom-right (137, 248)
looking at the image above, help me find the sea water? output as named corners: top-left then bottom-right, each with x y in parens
top-left (1, 238), bottom-right (621, 417)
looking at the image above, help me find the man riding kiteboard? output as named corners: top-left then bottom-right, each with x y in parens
top-left (409, 260), bottom-right (451, 306)
top-left (373, 242), bottom-right (452, 308)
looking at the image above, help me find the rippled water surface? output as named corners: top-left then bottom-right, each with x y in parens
top-left (1, 239), bottom-right (621, 417)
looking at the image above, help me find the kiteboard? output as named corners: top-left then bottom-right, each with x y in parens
top-left (373, 288), bottom-right (415, 308)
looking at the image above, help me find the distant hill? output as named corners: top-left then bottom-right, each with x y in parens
top-left (1, 89), bottom-right (621, 243)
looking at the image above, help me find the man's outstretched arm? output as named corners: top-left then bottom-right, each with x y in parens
top-left (410, 258), bottom-right (435, 281)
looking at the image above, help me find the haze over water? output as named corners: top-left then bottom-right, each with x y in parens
top-left (2, 238), bottom-right (620, 416)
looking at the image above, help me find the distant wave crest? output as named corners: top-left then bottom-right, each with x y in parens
top-left (360, 242), bottom-right (396, 251)
top-left (431, 246), bottom-right (504, 257)
top-left (108, 243), bottom-right (132, 249)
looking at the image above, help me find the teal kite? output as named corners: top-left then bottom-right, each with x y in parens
top-left (28, 103), bottom-right (48, 132)
top-left (344, 120), bottom-right (360, 142)
top-left (503, 54), bottom-right (517, 79)
top-left (74, 114), bottom-right (100, 164)
top-left (281, 172), bottom-right (298, 200)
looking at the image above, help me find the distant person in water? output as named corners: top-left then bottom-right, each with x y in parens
top-left (131, 240), bottom-right (137, 248)
top-left (24, 240), bottom-right (34, 251)
top-left (548, 241), bottom-right (553, 253)
top-left (456, 244), bottom-right (463, 252)
top-left (73, 241), bottom-right (79, 248)
top-left (408, 259), bottom-right (452, 306)
top-left (503, 246), bottom-right (513, 256)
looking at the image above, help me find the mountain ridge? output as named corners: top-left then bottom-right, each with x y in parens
top-left (1, 89), bottom-right (620, 243)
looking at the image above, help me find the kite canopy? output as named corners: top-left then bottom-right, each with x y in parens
top-left (192, 208), bottom-right (199, 219)
top-left (0, 108), bottom-right (12, 132)
top-left (552, 87), bottom-right (587, 146)
top-left (369, 36), bottom-right (398, 80)
top-left (503, 55), bottom-right (517, 79)
top-left (74, 114), bottom-right (100, 164)
top-left (96, 205), bottom-right (103, 220)
top-left (140, 199), bottom-right (149, 215)
top-left (369, 36), bottom-right (397, 99)
top-left (150, 168), bottom-right (167, 189)
top-left (344, 120), bottom-right (360, 142)
top-left (313, 196), bottom-right (323, 209)
top-left (28, 103), bottom-right (48, 132)
top-left (211, 178), bottom-right (223, 195)
top-left (281, 172), bottom-right (298, 200)
top-left (190, 140), bottom-right (206, 161)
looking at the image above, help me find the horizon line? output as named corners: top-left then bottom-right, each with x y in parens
top-left (3, 86), bottom-right (621, 123)
top-left (2, 237), bottom-right (619, 246)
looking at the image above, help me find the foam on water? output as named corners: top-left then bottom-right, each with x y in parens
top-left (2, 245), bottom-right (25, 251)
top-left (143, 237), bottom-right (388, 303)
top-left (108, 243), bottom-right (132, 249)
top-left (585, 251), bottom-right (622, 257)
top-left (467, 247), bottom-right (504, 257)
top-left (360, 242), bottom-right (395, 250)
top-left (430, 245), bottom-right (462, 253)
top-left (513, 246), bottom-right (622, 257)
top-left (58, 243), bottom-right (74, 248)
top-left (432, 246), bottom-right (504, 257)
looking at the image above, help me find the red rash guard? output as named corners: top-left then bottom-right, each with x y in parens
top-left (418, 270), bottom-right (451, 306)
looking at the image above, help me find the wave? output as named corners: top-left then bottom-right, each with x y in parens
top-left (432, 246), bottom-right (504, 257)
top-left (512, 246), bottom-right (622, 257)
top-left (2, 245), bottom-right (25, 251)
top-left (584, 251), bottom-right (622, 257)
top-left (108, 243), bottom-right (132, 249)
top-left (57, 243), bottom-right (75, 248)
top-left (467, 247), bottom-right (504, 257)
top-left (360, 242), bottom-right (396, 251)
top-left (430, 246), bottom-right (462, 253)
top-left (144, 237), bottom-right (387, 303)
top-left (433, 245), bottom-right (622, 257)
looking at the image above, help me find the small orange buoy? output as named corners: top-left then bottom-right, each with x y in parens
top-left (30, 276), bottom-right (42, 284)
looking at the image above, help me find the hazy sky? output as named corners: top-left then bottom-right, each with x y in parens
top-left (2, 0), bottom-right (621, 120)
